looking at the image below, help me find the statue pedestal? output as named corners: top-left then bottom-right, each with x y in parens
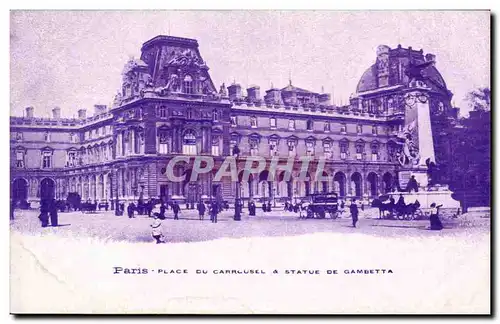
top-left (398, 167), bottom-right (429, 190)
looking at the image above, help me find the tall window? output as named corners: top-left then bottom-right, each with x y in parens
top-left (306, 120), bottom-right (314, 131)
top-left (182, 130), bottom-right (197, 155)
top-left (324, 122), bottom-right (330, 132)
top-left (85, 131), bottom-right (90, 140)
top-left (70, 133), bottom-right (77, 143)
top-left (42, 150), bottom-right (53, 168)
top-left (67, 150), bottom-right (77, 167)
top-left (372, 125), bottom-right (378, 136)
top-left (211, 137), bottom-right (220, 156)
top-left (183, 75), bottom-right (193, 94)
top-left (355, 142), bottom-right (364, 160)
top-left (270, 117), bottom-right (277, 128)
top-left (269, 139), bottom-right (278, 156)
top-left (288, 140), bottom-right (297, 157)
top-left (340, 123), bottom-right (347, 134)
top-left (357, 124), bottom-right (363, 134)
top-left (213, 110), bottom-right (219, 122)
top-left (15, 150), bottom-right (25, 168)
top-left (250, 116), bottom-right (257, 128)
top-left (116, 133), bottom-right (122, 157)
top-left (15, 132), bottom-right (23, 141)
top-left (306, 141), bottom-right (315, 156)
top-left (186, 109), bottom-right (193, 119)
top-left (158, 130), bottom-right (169, 154)
top-left (340, 142), bottom-right (348, 160)
top-left (249, 138), bottom-right (259, 156)
top-left (371, 144), bottom-right (379, 161)
top-left (44, 132), bottom-right (51, 142)
top-left (158, 106), bottom-right (167, 118)
top-left (230, 138), bottom-right (238, 156)
top-left (230, 116), bottom-right (237, 127)
top-left (323, 142), bottom-right (332, 159)
top-left (288, 119), bottom-right (295, 130)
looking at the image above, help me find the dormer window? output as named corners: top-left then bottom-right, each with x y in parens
top-left (183, 75), bottom-right (194, 94)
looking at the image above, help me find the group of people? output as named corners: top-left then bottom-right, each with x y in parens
top-left (38, 199), bottom-right (59, 227)
top-left (196, 201), bottom-right (222, 223)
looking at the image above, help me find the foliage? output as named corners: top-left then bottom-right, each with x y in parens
top-left (465, 87), bottom-right (490, 112)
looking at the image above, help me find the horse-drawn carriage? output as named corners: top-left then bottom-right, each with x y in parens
top-left (305, 193), bottom-right (339, 219)
top-left (371, 194), bottom-right (425, 220)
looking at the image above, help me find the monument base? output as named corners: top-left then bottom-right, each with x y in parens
top-left (389, 187), bottom-right (460, 209)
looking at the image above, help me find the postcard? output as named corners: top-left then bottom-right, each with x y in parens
top-left (9, 10), bottom-right (491, 314)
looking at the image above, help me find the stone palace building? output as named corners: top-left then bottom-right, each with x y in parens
top-left (10, 35), bottom-right (459, 207)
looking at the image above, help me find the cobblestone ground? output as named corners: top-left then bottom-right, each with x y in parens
top-left (10, 206), bottom-right (490, 244)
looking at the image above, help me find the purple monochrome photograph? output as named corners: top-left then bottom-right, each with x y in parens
top-left (9, 10), bottom-right (490, 315)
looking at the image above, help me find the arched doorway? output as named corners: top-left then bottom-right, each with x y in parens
top-left (278, 171), bottom-right (293, 199)
top-left (351, 172), bottom-right (362, 198)
top-left (367, 172), bottom-right (379, 197)
top-left (12, 178), bottom-right (28, 202)
top-left (40, 178), bottom-right (56, 201)
top-left (334, 172), bottom-right (346, 197)
top-left (319, 171), bottom-right (329, 193)
top-left (382, 172), bottom-right (393, 193)
top-left (258, 170), bottom-right (272, 199)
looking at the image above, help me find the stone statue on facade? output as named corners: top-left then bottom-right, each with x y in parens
top-left (395, 122), bottom-right (420, 167)
top-left (219, 83), bottom-right (227, 97)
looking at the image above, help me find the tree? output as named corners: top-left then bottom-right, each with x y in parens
top-left (465, 87), bottom-right (490, 112)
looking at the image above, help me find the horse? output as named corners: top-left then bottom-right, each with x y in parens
top-left (371, 198), bottom-right (395, 219)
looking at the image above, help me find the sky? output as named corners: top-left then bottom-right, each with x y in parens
top-left (10, 10), bottom-right (490, 118)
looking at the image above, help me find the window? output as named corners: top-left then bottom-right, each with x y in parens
top-left (183, 75), bottom-right (193, 94)
top-left (288, 119), bottom-right (295, 130)
top-left (371, 144), bottom-right (379, 161)
top-left (269, 139), bottom-right (278, 156)
top-left (323, 142), bottom-right (332, 159)
top-left (15, 132), bottom-right (23, 141)
top-left (357, 124), bottom-right (363, 134)
top-left (67, 150), bottom-right (77, 167)
top-left (106, 125), bottom-right (112, 135)
top-left (230, 138), bottom-right (238, 156)
top-left (182, 130), bottom-right (197, 155)
top-left (213, 110), bottom-right (219, 122)
top-left (250, 116), bottom-right (257, 128)
top-left (102, 145), bottom-right (109, 161)
top-left (288, 140), bottom-right (297, 157)
top-left (387, 143), bottom-right (397, 162)
top-left (44, 132), bottom-right (51, 142)
top-left (340, 142), bottom-right (348, 160)
top-left (230, 116), bottom-right (237, 127)
top-left (249, 138), bottom-right (259, 156)
top-left (306, 120), bottom-right (314, 131)
top-left (270, 117), bottom-right (277, 128)
top-left (42, 150), bottom-right (53, 168)
top-left (187, 109), bottom-right (193, 119)
top-left (355, 142), bottom-right (364, 160)
top-left (15, 150), bottom-right (25, 168)
top-left (100, 127), bottom-right (104, 136)
top-left (306, 141), bottom-right (315, 156)
top-left (324, 122), bottom-right (330, 132)
top-left (211, 137), bottom-right (220, 156)
top-left (340, 123), bottom-right (347, 134)
top-left (116, 133), bottom-right (122, 157)
top-left (158, 106), bottom-right (168, 118)
top-left (85, 131), bottom-right (90, 140)
top-left (158, 130), bottom-right (169, 154)
top-left (372, 125), bottom-right (378, 136)
top-left (70, 133), bottom-right (77, 143)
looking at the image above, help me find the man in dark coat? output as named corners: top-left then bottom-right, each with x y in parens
top-left (210, 202), bottom-right (218, 223)
top-left (49, 199), bottom-right (59, 227)
top-left (197, 201), bottom-right (206, 221)
top-left (159, 203), bottom-right (166, 220)
top-left (172, 201), bottom-right (180, 220)
top-left (406, 175), bottom-right (419, 193)
top-left (127, 203), bottom-right (135, 218)
top-left (248, 201), bottom-right (256, 216)
top-left (39, 199), bottom-right (50, 227)
top-left (350, 199), bottom-right (359, 228)
top-left (267, 202), bottom-right (272, 212)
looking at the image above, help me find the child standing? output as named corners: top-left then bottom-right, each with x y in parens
top-left (150, 215), bottom-right (165, 244)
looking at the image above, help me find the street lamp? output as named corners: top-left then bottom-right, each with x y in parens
top-left (114, 166), bottom-right (120, 216)
top-left (233, 145), bottom-right (241, 221)
top-left (273, 187), bottom-right (277, 208)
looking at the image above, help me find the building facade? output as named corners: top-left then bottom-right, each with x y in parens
top-left (10, 36), bottom-right (458, 207)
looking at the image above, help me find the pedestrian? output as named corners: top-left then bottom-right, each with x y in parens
top-left (49, 199), bottom-right (59, 227)
top-left (150, 215), bottom-right (166, 244)
top-left (210, 202), bottom-right (218, 223)
top-left (197, 201), bottom-right (206, 220)
top-left (248, 200), bottom-right (256, 216)
top-left (127, 202), bottom-right (135, 218)
top-left (284, 201), bottom-right (289, 211)
top-left (39, 199), bottom-right (50, 228)
top-left (429, 203), bottom-right (444, 230)
top-left (172, 201), bottom-right (180, 220)
top-left (10, 199), bottom-right (15, 220)
top-left (267, 202), bottom-right (272, 212)
top-left (350, 199), bottom-right (359, 228)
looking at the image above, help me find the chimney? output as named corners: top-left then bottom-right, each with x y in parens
top-left (227, 83), bottom-right (242, 101)
top-left (425, 53), bottom-right (436, 64)
top-left (78, 109), bottom-right (87, 119)
top-left (25, 106), bottom-right (34, 118)
top-left (94, 104), bottom-right (107, 115)
top-left (246, 86), bottom-right (260, 102)
top-left (52, 106), bottom-right (61, 119)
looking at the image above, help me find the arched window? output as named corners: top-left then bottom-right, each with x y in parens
top-left (158, 129), bottom-right (169, 154)
top-left (41, 149), bottom-right (53, 168)
top-left (183, 75), bottom-right (193, 94)
top-left (182, 130), bottom-right (197, 155)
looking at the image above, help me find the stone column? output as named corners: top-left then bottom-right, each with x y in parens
top-left (103, 173), bottom-right (108, 201)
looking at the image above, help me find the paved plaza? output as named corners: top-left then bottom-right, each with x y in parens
top-left (10, 207), bottom-right (490, 244)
